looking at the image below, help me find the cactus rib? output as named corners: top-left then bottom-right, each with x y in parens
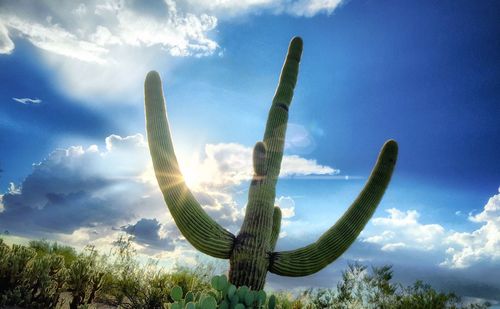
top-left (144, 71), bottom-right (235, 259)
top-left (268, 140), bottom-right (398, 276)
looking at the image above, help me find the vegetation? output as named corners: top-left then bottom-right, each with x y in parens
top-left (144, 36), bottom-right (398, 290)
top-left (0, 237), bottom-right (491, 308)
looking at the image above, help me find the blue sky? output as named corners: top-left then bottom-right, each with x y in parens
top-left (0, 0), bottom-right (499, 303)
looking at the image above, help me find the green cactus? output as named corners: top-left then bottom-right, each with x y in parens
top-left (166, 274), bottom-right (276, 308)
top-left (144, 36), bottom-right (398, 290)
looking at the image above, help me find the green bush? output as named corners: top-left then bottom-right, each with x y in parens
top-left (0, 239), bottom-right (65, 308)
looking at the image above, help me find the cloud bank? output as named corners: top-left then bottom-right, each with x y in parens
top-left (364, 208), bottom-right (445, 251)
top-left (363, 190), bottom-right (500, 269)
top-left (442, 189), bottom-right (500, 268)
top-left (0, 0), bottom-right (218, 61)
top-left (0, 133), bottom-right (335, 252)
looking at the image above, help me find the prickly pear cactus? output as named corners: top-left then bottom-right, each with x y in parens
top-left (166, 275), bottom-right (276, 309)
top-left (144, 37), bottom-right (398, 290)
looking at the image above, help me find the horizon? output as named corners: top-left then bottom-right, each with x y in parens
top-left (0, 0), bottom-right (499, 305)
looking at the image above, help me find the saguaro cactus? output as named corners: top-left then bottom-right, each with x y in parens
top-left (144, 37), bottom-right (398, 290)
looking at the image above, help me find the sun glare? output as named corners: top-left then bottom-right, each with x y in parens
top-left (178, 153), bottom-right (205, 189)
top-left (180, 164), bottom-right (201, 189)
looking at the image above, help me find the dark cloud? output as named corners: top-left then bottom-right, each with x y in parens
top-left (0, 134), bottom-right (246, 249)
top-left (121, 218), bottom-right (176, 251)
top-left (1, 190), bottom-right (130, 234)
top-left (0, 135), bottom-right (152, 236)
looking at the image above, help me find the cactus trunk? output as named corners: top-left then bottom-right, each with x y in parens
top-left (228, 195), bottom-right (272, 290)
top-left (144, 36), bottom-right (398, 290)
top-left (228, 38), bottom-right (302, 289)
top-left (229, 146), bottom-right (276, 289)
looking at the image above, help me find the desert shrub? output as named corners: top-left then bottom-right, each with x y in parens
top-left (29, 239), bottom-right (78, 266)
top-left (98, 235), bottom-right (141, 307)
top-left (0, 240), bottom-right (65, 308)
top-left (18, 253), bottom-right (66, 308)
top-left (283, 262), bottom-right (490, 309)
top-left (66, 246), bottom-right (107, 309)
top-left (0, 241), bottom-right (37, 306)
top-left (296, 288), bottom-right (336, 308)
top-left (397, 280), bottom-right (460, 309)
top-left (365, 265), bottom-right (398, 307)
top-left (98, 235), bottom-right (174, 308)
top-left (167, 264), bottom-right (214, 295)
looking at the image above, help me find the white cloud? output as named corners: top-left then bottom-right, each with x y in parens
top-left (276, 196), bottom-right (295, 219)
top-left (364, 208), bottom-right (445, 251)
top-left (274, 196), bottom-right (296, 240)
top-left (12, 97), bottom-right (42, 105)
top-left (0, 0), bottom-right (218, 102)
top-left (280, 154), bottom-right (337, 176)
top-left (0, 22), bottom-right (14, 54)
top-left (177, 142), bottom-right (337, 190)
top-left (362, 188), bottom-right (500, 271)
top-left (7, 183), bottom-right (21, 195)
top-left (0, 0), bottom-right (344, 102)
top-left (1, 1), bottom-right (218, 62)
top-left (183, 0), bottom-right (276, 17)
top-left (363, 230), bottom-right (395, 244)
top-left (286, 0), bottom-right (343, 17)
top-left (381, 242), bottom-right (406, 252)
top-left (5, 15), bottom-right (109, 63)
top-left (182, 0), bottom-right (343, 18)
top-left (442, 188), bottom-right (500, 268)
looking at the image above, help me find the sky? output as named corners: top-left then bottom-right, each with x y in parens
top-left (0, 0), bottom-right (499, 303)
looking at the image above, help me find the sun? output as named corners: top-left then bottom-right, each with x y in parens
top-left (139, 151), bottom-right (204, 190)
top-left (180, 164), bottom-right (202, 189)
top-left (177, 152), bottom-right (206, 190)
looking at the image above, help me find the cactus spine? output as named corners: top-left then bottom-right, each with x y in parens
top-left (144, 37), bottom-right (398, 290)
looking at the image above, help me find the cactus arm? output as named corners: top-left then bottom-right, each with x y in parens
top-left (268, 140), bottom-right (398, 276)
top-left (144, 71), bottom-right (235, 259)
top-left (263, 37), bottom-right (303, 183)
top-left (253, 141), bottom-right (268, 177)
top-left (270, 206), bottom-right (282, 251)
